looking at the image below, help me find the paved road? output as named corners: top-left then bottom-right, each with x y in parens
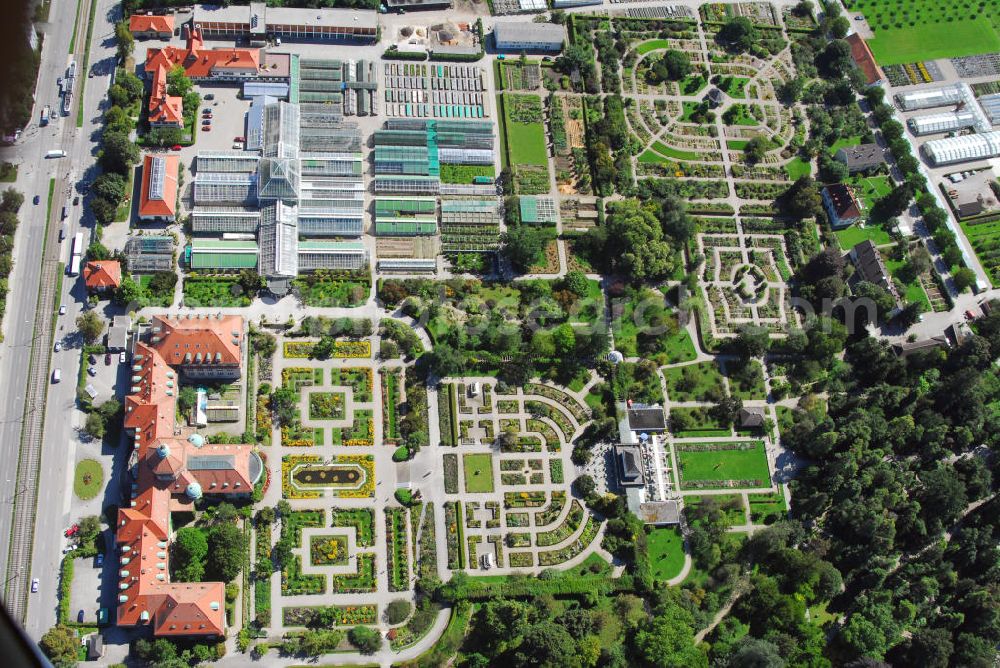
top-left (0, 0), bottom-right (117, 638)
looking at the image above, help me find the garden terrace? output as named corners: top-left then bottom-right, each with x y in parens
top-left (330, 553), bottom-right (377, 594)
top-left (675, 440), bottom-right (771, 489)
top-left (329, 508), bottom-right (375, 548)
top-left (535, 500), bottom-right (586, 547)
top-left (282, 455), bottom-right (375, 499)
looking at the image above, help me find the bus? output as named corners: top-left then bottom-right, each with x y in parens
top-left (71, 232), bottom-right (84, 258)
top-left (68, 254), bottom-right (81, 276)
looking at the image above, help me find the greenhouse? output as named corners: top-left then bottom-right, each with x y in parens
top-left (194, 172), bottom-right (257, 205)
top-left (375, 197), bottom-right (437, 216)
top-left (297, 241), bottom-right (369, 270)
top-left (921, 132), bottom-right (1000, 166)
top-left (196, 151), bottom-right (261, 173)
top-left (519, 196), bottom-right (558, 225)
top-left (896, 84), bottom-right (964, 111)
top-left (907, 112), bottom-right (979, 136)
top-left (374, 217), bottom-right (438, 236)
top-left (191, 207), bottom-right (262, 233)
top-left (187, 239), bottom-right (259, 270)
top-left (374, 175), bottom-right (441, 195)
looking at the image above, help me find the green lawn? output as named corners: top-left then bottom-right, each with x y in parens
top-left (291, 278), bottom-right (369, 307)
top-left (647, 527), bottom-right (686, 580)
top-left (961, 218), bottom-right (1000, 287)
top-left (727, 140), bottom-right (749, 150)
top-left (748, 492), bottom-right (787, 523)
top-left (883, 256), bottom-right (932, 311)
top-left (718, 76), bottom-right (749, 99)
top-left (74, 459), bottom-right (103, 500)
top-left (651, 141), bottom-right (701, 161)
top-left (463, 453), bottom-right (495, 493)
top-left (784, 157), bottom-right (811, 180)
top-left (676, 440), bottom-right (771, 488)
top-left (849, 174), bottom-right (893, 210)
top-left (834, 222), bottom-right (893, 249)
top-left (867, 18), bottom-right (1000, 65)
top-left (0, 162), bottom-right (17, 182)
top-left (502, 94), bottom-right (548, 167)
top-left (663, 362), bottom-right (726, 403)
top-left (681, 74), bottom-right (708, 95)
top-left (684, 494), bottom-right (746, 525)
top-left (183, 277), bottom-right (251, 307)
top-left (827, 136), bottom-right (862, 156)
top-left (636, 39), bottom-right (674, 55)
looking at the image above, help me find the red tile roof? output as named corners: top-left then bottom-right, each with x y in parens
top-left (150, 315), bottom-right (244, 369)
top-left (83, 261), bottom-right (122, 290)
top-left (116, 316), bottom-right (254, 638)
top-left (144, 27), bottom-right (260, 82)
top-left (147, 64), bottom-right (183, 128)
top-left (825, 183), bottom-right (862, 220)
top-left (129, 14), bottom-right (175, 35)
top-left (846, 34), bottom-right (883, 84)
top-left (138, 154), bottom-right (179, 220)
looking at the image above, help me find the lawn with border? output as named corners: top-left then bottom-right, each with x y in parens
top-left (834, 223), bottom-right (893, 249)
top-left (73, 459), bottom-right (103, 500)
top-left (883, 255), bottom-right (932, 311)
top-left (676, 440), bottom-right (770, 488)
top-left (784, 157), bottom-right (811, 180)
top-left (650, 141), bottom-right (701, 161)
top-left (636, 39), bottom-right (674, 55)
top-left (647, 527), bottom-right (686, 580)
top-left (725, 360), bottom-right (767, 401)
top-left (961, 218), bottom-right (1000, 287)
top-left (501, 94), bottom-right (548, 167)
top-left (463, 453), bottom-right (495, 493)
top-left (866, 18), bottom-right (1000, 65)
top-left (748, 492), bottom-right (787, 524)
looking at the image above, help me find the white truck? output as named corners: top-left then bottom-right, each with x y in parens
top-left (45, 149), bottom-right (66, 159)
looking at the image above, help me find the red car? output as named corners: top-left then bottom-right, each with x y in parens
top-left (104, 353), bottom-right (111, 365)
top-left (234, 136), bottom-right (245, 143)
top-left (170, 144), bottom-right (182, 151)
top-left (64, 524), bottom-right (79, 538)
top-left (203, 126), bottom-right (211, 131)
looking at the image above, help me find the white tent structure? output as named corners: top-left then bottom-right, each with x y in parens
top-left (922, 132), bottom-right (1000, 166)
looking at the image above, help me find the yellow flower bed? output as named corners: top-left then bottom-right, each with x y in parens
top-left (334, 454), bottom-right (376, 498)
top-left (344, 418), bottom-right (375, 447)
top-left (284, 342), bottom-right (314, 358)
top-left (282, 341), bottom-right (371, 359)
top-left (282, 455), bottom-right (323, 500)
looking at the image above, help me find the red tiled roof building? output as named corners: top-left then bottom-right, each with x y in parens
top-left (83, 260), bottom-right (122, 292)
top-left (117, 315), bottom-right (260, 638)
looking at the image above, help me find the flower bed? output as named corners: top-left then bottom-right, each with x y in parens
top-left (281, 455), bottom-right (323, 499)
top-left (282, 604), bottom-right (378, 628)
top-left (308, 392), bottom-right (346, 421)
top-left (526, 419), bottom-right (561, 452)
top-left (444, 501), bottom-right (463, 569)
top-left (504, 491), bottom-right (547, 508)
top-left (330, 553), bottom-right (377, 593)
top-left (537, 515), bottom-right (600, 567)
top-left (256, 395), bottom-right (273, 445)
top-left (338, 410), bottom-right (374, 446)
top-left (524, 401), bottom-right (575, 442)
top-left (536, 500), bottom-right (585, 547)
top-left (309, 534), bottom-right (349, 566)
top-left (283, 340), bottom-right (371, 359)
top-left (506, 512), bottom-right (529, 528)
top-left (549, 459), bottom-right (564, 484)
top-left (282, 367), bottom-right (323, 392)
top-left (501, 472), bottom-right (527, 486)
top-left (282, 555), bottom-right (326, 596)
top-left (524, 383), bottom-right (590, 423)
top-left (507, 533), bottom-right (531, 548)
top-left (443, 454), bottom-right (458, 494)
top-left (329, 508), bottom-right (375, 547)
top-left (382, 369), bottom-right (401, 442)
top-left (386, 508), bottom-right (410, 592)
top-left (534, 491), bottom-right (566, 527)
top-left (508, 551), bottom-right (534, 568)
top-left (330, 367), bottom-right (373, 402)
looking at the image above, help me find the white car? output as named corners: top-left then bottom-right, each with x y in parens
top-left (119, 351), bottom-right (126, 364)
top-left (59, 305), bottom-right (66, 315)
top-left (54, 342), bottom-right (61, 352)
top-left (31, 578), bottom-right (38, 593)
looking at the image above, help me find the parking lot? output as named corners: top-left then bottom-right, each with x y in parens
top-left (69, 552), bottom-right (104, 625)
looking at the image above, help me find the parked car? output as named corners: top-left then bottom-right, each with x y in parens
top-left (170, 144), bottom-right (182, 151)
top-left (64, 524), bottom-right (79, 537)
top-left (204, 93), bottom-right (215, 100)
top-left (31, 578), bottom-right (38, 593)
top-left (54, 342), bottom-right (61, 352)
top-left (96, 553), bottom-right (104, 567)
top-left (234, 136), bottom-right (245, 143)
top-left (33, 195), bottom-right (40, 205)
top-left (88, 353), bottom-right (97, 364)
top-left (119, 351), bottom-right (127, 364)
top-left (104, 353), bottom-right (111, 365)
top-left (59, 305), bottom-right (66, 315)
top-left (77, 610), bottom-right (84, 623)
top-left (966, 309), bottom-right (978, 320)
top-left (73, 196), bottom-right (79, 205)
top-left (203, 126), bottom-right (211, 131)
top-left (87, 366), bottom-right (96, 376)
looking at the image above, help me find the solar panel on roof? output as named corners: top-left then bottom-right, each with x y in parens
top-left (149, 157), bottom-right (166, 201)
top-left (186, 455), bottom-right (236, 470)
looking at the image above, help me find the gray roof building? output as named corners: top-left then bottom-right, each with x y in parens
top-left (739, 406), bottom-right (766, 428)
top-left (850, 240), bottom-right (902, 306)
top-left (834, 143), bottom-right (886, 173)
top-left (638, 500), bottom-right (680, 525)
top-left (493, 23), bottom-right (566, 52)
top-left (615, 445), bottom-right (645, 487)
top-left (627, 405), bottom-right (667, 432)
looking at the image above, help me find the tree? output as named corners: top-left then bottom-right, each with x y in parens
top-left (594, 199), bottom-right (679, 282)
top-left (173, 527), bottom-right (208, 582)
top-left (76, 311), bottom-right (104, 344)
top-left (40, 624), bottom-right (79, 668)
top-left (744, 136), bottom-right (770, 164)
top-left (573, 474), bottom-right (596, 498)
top-left (781, 176), bottom-right (822, 220)
top-left (512, 622), bottom-right (577, 668)
top-left (1, 188), bottom-right (24, 213)
top-left (166, 65), bottom-right (193, 98)
top-left (829, 15), bottom-right (850, 39)
top-left (117, 70), bottom-right (145, 104)
top-left (726, 637), bottom-right (786, 668)
top-left (84, 412), bottom-right (105, 439)
top-left (952, 267), bottom-right (976, 292)
top-left (348, 625), bottom-right (382, 654)
top-left (205, 521), bottom-right (245, 582)
top-left (99, 130), bottom-right (139, 176)
top-left (633, 602), bottom-right (707, 668)
top-left (718, 17), bottom-right (757, 52)
top-left (114, 277), bottom-right (144, 308)
top-left (90, 197), bottom-right (117, 226)
top-left (91, 172), bottom-right (127, 205)
top-left (871, 184), bottom-right (912, 221)
top-left (114, 21), bottom-right (134, 63)
top-left (560, 270), bottom-right (589, 298)
top-left (660, 196), bottom-right (696, 241)
top-left (501, 225), bottom-right (549, 273)
top-left (733, 324), bottom-right (770, 359)
top-left (386, 599), bottom-right (412, 625)
top-left (816, 40), bottom-right (854, 79)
